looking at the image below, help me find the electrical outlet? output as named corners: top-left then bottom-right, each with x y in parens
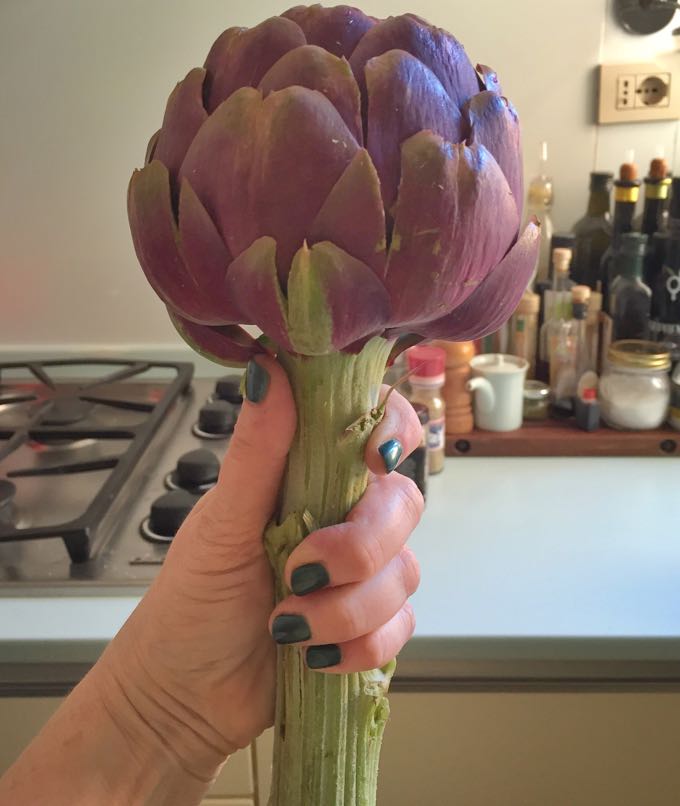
top-left (598, 63), bottom-right (679, 123)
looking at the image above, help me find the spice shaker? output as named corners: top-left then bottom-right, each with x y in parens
top-left (407, 345), bottom-right (446, 474)
top-left (432, 340), bottom-right (475, 434)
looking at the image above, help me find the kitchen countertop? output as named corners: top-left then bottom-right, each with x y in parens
top-left (2, 455), bottom-right (680, 694)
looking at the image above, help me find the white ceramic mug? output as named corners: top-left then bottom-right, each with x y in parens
top-left (466, 354), bottom-right (528, 432)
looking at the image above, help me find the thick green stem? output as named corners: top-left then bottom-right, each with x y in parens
top-left (265, 336), bottom-right (395, 806)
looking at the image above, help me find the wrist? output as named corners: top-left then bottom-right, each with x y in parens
top-left (95, 638), bottom-right (235, 785)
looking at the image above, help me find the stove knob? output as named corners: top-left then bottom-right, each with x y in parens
top-left (214, 375), bottom-right (243, 405)
top-left (148, 490), bottom-right (199, 539)
top-left (198, 400), bottom-right (236, 436)
top-left (176, 449), bottom-right (220, 489)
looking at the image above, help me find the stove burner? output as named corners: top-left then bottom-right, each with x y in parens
top-left (165, 448), bottom-right (220, 494)
top-left (41, 398), bottom-right (93, 426)
top-left (141, 489), bottom-right (199, 543)
top-left (192, 400), bottom-right (236, 439)
top-left (212, 375), bottom-right (243, 405)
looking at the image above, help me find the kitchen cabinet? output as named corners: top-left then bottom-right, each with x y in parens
top-left (376, 692), bottom-right (680, 806)
top-left (0, 697), bottom-right (256, 803)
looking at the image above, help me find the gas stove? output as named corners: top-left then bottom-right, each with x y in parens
top-left (0, 359), bottom-right (240, 594)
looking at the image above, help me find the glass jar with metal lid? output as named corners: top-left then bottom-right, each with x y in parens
top-left (599, 340), bottom-right (671, 430)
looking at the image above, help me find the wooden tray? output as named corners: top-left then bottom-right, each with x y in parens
top-left (445, 420), bottom-right (680, 458)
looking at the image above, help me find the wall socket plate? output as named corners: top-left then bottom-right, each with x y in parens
top-left (598, 62), bottom-right (680, 124)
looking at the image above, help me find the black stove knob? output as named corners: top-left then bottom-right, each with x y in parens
top-left (147, 490), bottom-right (199, 540)
top-left (197, 400), bottom-right (236, 436)
top-left (176, 449), bottom-right (220, 488)
top-left (214, 375), bottom-right (243, 405)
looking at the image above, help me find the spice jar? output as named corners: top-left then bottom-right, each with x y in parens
top-left (523, 380), bottom-right (550, 421)
top-left (599, 340), bottom-right (671, 430)
top-left (407, 345), bottom-right (446, 474)
top-left (510, 292), bottom-right (540, 379)
top-left (670, 364), bottom-right (680, 432)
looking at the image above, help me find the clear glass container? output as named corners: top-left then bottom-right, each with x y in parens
top-left (599, 340), bottom-right (671, 430)
top-left (523, 381), bottom-right (550, 421)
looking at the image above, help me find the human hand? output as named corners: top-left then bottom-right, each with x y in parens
top-left (98, 356), bottom-right (424, 781)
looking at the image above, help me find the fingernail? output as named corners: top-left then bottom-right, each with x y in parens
top-left (271, 614), bottom-right (311, 644)
top-left (291, 563), bottom-right (330, 596)
top-left (306, 644), bottom-right (342, 669)
top-left (245, 360), bottom-right (270, 403)
top-left (378, 438), bottom-right (403, 473)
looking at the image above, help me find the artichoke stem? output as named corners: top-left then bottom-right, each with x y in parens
top-left (265, 336), bottom-right (394, 806)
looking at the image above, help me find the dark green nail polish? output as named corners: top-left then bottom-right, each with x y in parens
top-left (378, 438), bottom-right (403, 473)
top-left (291, 563), bottom-right (330, 596)
top-left (306, 644), bottom-right (342, 669)
top-left (271, 614), bottom-right (311, 644)
top-left (245, 360), bottom-right (270, 403)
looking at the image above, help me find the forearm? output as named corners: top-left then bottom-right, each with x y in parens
top-left (0, 660), bottom-right (221, 806)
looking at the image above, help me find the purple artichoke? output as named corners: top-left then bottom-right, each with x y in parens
top-left (128, 4), bottom-right (539, 364)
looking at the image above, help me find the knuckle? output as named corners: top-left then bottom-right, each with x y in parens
top-left (394, 476), bottom-right (425, 526)
top-left (337, 599), bottom-right (363, 641)
top-left (353, 529), bottom-right (384, 581)
top-left (397, 547), bottom-right (421, 596)
top-left (361, 633), bottom-right (390, 670)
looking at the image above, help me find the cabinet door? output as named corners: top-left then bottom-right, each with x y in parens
top-left (378, 691), bottom-right (680, 806)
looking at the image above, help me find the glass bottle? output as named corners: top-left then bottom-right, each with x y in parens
top-left (525, 141), bottom-right (554, 286)
top-left (509, 291), bottom-right (540, 379)
top-left (600, 160), bottom-right (641, 311)
top-left (406, 345), bottom-right (446, 475)
top-left (571, 172), bottom-right (613, 289)
top-left (550, 285), bottom-right (592, 401)
top-left (538, 247), bottom-right (574, 378)
top-left (634, 157), bottom-right (671, 238)
top-left (650, 177), bottom-right (680, 363)
top-left (547, 233), bottom-right (576, 287)
top-left (610, 232), bottom-right (652, 341)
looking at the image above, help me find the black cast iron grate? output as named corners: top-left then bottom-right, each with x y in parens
top-left (0, 359), bottom-right (193, 563)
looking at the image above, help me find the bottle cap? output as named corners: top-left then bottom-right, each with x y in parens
top-left (571, 285), bottom-right (591, 305)
top-left (550, 233), bottom-right (576, 251)
top-left (407, 345), bottom-right (446, 380)
top-left (516, 291), bottom-right (540, 315)
top-left (589, 172), bottom-right (614, 190)
top-left (552, 247), bottom-right (572, 273)
top-left (581, 387), bottom-right (597, 401)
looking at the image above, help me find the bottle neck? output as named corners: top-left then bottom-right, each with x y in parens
top-left (586, 188), bottom-right (610, 217)
top-left (614, 252), bottom-right (644, 280)
top-left (641, 196), bottom-right (664, 238)
top-left (612, 200), bottom-right (636, 241)
top-left (572, 302), bottom-right (587, 321)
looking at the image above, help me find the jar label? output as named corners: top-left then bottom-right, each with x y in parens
top-left (427, 418), bottom-right (445, 451)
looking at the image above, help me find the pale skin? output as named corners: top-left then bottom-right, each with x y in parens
top-left (0, 356), bottom-right (424, 805)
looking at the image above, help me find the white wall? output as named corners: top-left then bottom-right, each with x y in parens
top-left (0, 0), bottom-right (678, 349)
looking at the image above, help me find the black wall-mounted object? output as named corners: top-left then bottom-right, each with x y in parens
top-left (615, 0), bottom-right (678, 34)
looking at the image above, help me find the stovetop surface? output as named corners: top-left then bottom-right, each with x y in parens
top-left (0, 360), bottom-right (234, 594)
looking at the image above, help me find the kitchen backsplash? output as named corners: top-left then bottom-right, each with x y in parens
top-left (1, 0), bottom-right (678, 348)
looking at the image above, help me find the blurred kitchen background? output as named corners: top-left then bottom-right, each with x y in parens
top-left (2, 2), bottom-right (680, 806)
top-left (0, 0), bottom-right (679, 351)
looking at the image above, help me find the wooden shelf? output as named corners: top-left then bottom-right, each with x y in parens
top-left (445, 420), bottom-right (680, 458)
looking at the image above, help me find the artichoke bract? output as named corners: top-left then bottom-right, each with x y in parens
top-left (128, 7), bottom-right (539, 805)
top-left (128, 4), bottom-right (539, 364)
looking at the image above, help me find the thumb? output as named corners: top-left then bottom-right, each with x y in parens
top-left (199, 355), bottom-right (297, 542)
